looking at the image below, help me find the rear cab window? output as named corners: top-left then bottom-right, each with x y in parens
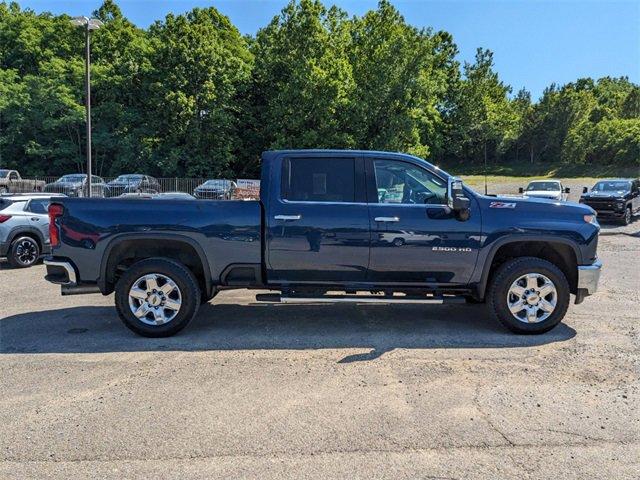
top-left (281, 157), bottom-right (359, 203)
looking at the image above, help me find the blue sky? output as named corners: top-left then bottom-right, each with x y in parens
top-left (16, 0), bottom-right (640, 100)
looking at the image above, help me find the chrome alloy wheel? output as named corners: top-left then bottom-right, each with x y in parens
top-left (15, 239), bottom-right (38, 265)
top-left (128, 273), bottom-right (182, 325)
top-left (506, 273), bottom-right (557, 324)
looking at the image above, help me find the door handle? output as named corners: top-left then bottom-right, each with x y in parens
top-left (31, 217), bottom-right (40, 221)
top-left (374, 216), bottom-right (400, 222)
top-left (274, 214), bottom-right (302, 221)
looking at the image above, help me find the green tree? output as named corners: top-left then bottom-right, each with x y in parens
top-left (448, 48), bottom-right (516, 166)
top-left (250, 0), bottom-right (354, 153)
top-left (143, 7), bottom-right (253, 177)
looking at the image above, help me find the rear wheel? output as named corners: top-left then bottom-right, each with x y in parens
top-left (488, 257), bottom-right (570, 334)
top-left (8, 236), bottom-right (40, 268)
top-left (115, 258), bottom-right (201, 337)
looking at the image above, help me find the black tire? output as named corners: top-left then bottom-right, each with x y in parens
top-left (488, 257), bottom-right (570, 334)
top-left (622, 206), bottom-right (632, 225)
top-left (114, 258), bottom-right (201, 337)
top-left (8, 236), bottom-right (40, 268)
top-left (0, 187), bottom-right (7, 194)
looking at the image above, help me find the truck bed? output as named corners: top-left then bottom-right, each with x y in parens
top-left (51, 198), bottom-right (262, 285)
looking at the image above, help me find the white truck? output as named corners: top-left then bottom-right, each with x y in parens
top-left (519, 180), bottom-right (570, 201)
top-left (0, 170), bottom-right (46, 194)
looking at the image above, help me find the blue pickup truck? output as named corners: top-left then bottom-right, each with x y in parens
top-left (44, 150), bottom-right (602, 337)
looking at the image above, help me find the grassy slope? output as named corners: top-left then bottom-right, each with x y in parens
top-left (440, 161), bottom-right (639, 188)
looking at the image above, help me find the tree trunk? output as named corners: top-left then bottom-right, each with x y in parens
top-left (530, 143), bottom-right (534, 164)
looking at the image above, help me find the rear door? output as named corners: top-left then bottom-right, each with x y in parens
top-left (365, 157), bottom-right (482, 285)
top-left (26, 198), bottom-right (51, 244)
top-left (266, 154), bottom-right (370, 284)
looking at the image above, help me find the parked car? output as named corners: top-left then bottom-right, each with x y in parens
top-left (44, 174), bottom-right (109, 198)
top-left (0, 193), bottom-right (64, 267)
top-left (0, 169), bottom-right (46, 194)
top-left (579, 178), bottom-right (640, 225)
top-left (519, 180), bottom-right (570, 201)
top-left (44, 150), bottom-right (602, 338)
top-left (107, 174), bottom-right (161, 197)
top-left (193, 179), bottom-right (237, 199)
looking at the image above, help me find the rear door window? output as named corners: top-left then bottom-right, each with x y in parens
top-left (282, 157), bottom-right (356, 203)
top-left (26, 199), bottom-right (50, 214)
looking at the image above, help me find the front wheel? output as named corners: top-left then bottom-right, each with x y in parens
top-left (115, 258), bottom-right (201, 337)
top-left (622, 207), bottom-right (632, 225)
top-left (488, 257), bottom-right (570, 334)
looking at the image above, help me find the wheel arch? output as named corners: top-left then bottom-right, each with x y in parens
top-left (477, 237), bottom-right (581, 299)
top-left (99, 234), bottom-right (213, 297)
top-left (7, 226), bottom-right (45, 250)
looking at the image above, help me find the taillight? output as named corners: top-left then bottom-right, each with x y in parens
top-left (48, 203), bottom-right (64, 247)
top-left (0, 214), bottom-right (11, 223)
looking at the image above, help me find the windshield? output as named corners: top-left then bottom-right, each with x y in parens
top-left (59, 175), bottom-right (86, 182)
top-left (114, 175), bottom-right (143, 181)
top-left (0, 170), bottom-right (9, 178)
top-left (592, 181), bottom-right (631, 192)
top-left (204, 180), bottom-right (231, 187)
top-left (526, 181), bottom-right (560, 192)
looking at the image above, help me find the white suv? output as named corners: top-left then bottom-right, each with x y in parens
top-left (0, 194), bottom-right (63, 268)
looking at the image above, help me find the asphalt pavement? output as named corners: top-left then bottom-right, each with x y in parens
top-left (0, 221), bottom-right (638, 479)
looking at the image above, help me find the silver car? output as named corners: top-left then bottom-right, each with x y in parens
top-left (0, 194), bottom-right (62, 267)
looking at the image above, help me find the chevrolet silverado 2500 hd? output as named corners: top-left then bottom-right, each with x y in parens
top-left (44, 150), bottom-right (602, 337)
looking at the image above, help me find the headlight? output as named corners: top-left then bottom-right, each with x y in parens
top-left (617, 202), bottom-right (625, 209)
top-left (583, 214), bottom-right (598, 225)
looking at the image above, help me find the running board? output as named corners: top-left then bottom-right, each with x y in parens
top-left (255, 294), bottom-right (465, 305)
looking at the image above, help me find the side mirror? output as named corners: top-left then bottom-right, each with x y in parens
top-left (448, 178), bottom-right (471, 221)
top-left (564, 187), bottom-right (570, 194)
top-left (582, 187), bottom-right (588, 194)
top-left (518, 187), bottom-right (524, 194)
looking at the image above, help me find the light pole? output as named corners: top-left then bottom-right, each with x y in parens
top-left (71, 16), bottom-right (103, 197)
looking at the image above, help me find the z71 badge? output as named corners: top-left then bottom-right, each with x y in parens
top-left (489, 201), bottom-right (516, 209)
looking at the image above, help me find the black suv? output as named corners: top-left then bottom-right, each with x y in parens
top-left (580, 178), bottom-right (640, 225)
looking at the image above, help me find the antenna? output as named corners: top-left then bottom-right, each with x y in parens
top-left (484, 141), bottom-right (488, 195)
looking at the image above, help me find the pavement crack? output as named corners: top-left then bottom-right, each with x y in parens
top-left (472, 384), bottom-right (516, 447)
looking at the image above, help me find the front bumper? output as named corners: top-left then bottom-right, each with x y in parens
top-left (575, 259), bottom-right (602, 303)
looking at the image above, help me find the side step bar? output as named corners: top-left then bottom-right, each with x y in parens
top-left (255, 294), bottom-right (465, 305)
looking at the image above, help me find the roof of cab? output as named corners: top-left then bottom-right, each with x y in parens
top-left (261, 149), bottom-right (447, 175)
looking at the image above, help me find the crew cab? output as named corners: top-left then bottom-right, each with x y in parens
top-left (44, 150), bottom-right (602, 337)
top-left (519, 180), bottom-right (569, 201)
top-left (0, 170), bottom-right (45, 194)
top-left (580, 178), bottom-right (640, 225)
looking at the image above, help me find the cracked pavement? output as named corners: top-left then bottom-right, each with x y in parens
top-left (0, 221), bottom-right (638, 479)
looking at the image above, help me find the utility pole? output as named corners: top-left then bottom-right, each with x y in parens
top-left (71, 16), bottom-right (103, 197)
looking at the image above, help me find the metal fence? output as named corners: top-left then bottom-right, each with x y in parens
top-left (1, 176), bottom-right (261, 200)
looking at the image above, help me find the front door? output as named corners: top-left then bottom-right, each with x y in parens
top-left (266, 155), bottom-right (370, 284)
top-left (366, 158), bottom-right (482, 285)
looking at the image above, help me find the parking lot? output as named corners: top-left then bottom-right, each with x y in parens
top-left (0, 221), bottom-right (638, 479)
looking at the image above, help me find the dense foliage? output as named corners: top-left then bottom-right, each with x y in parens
top-left (0, 0), bottom-right (638, 177)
